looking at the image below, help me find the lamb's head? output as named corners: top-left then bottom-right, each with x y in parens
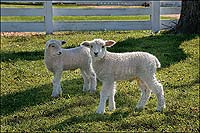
top-left (45, 40), bottom-right (66, 56)
top-left (81, 39), bottom-right (116, 59)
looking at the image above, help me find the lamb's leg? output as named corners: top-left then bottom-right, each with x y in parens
top-left (146, 76), bottom-right (166, 111)
top-left (89, 70), bottom-right (97, 93)
top-left (108, 82), bottom-right (116, 111)
top-left (52, 71), bottom-right (62, 97)
top-left (85, 66), bottom-right (97, 93)
top-left (136, 79), bottom-right (151, 110)
top-left (96, 81), bottom-right (114, 114)
top-left (80, 70), bottom-right (89, 92)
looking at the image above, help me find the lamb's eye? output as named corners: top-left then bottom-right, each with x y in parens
top-left (102, 46), bottom-right (105, 48)
top-left (51, 45), bottom-right (55, 47)
top-left (91, 45), bottom-right (93, 48)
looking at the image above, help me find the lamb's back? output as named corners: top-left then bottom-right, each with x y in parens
top-left (93, 51), bottom-right (158, 81)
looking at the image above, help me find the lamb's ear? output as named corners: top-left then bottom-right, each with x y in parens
top-left (61, 40), bottom-right (66, 45)
top-left (46, 40), bottom-right (51, 47)
top-left (81, 41), bottom-right (90, 47)
top-left (105, 40), bottom-right (116, 47)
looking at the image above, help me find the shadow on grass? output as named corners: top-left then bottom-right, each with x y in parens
top-left (1, 34), bottom-right (195, 68)
top-left (108, 34), bottom-right (196, 68)
top-left (165, 78), bottom-right (199, 90)
top-left (0, 50), bottom-right (44, 62)
top-left (0, 78), bottom-right (86, 116)
top-left (48, 109), bottom-right (131, 131)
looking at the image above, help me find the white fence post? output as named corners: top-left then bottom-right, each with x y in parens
top-left (151, 1), bottom-right (160, 33)
top-left (44, 1), bottom-right (53, 34)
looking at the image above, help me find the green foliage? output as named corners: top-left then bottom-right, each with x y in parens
top-left (1, 31), bottom-right (199, 132)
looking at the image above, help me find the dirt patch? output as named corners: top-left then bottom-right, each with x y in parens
top-left (1, 32), bottom-right (45, 37)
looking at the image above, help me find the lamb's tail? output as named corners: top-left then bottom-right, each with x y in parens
top-left (155, 57), bottom-right (161, 68)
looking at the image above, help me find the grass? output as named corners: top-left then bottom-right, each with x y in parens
top-left (0, 15), bottom-right (175, 22)
top-left (0, 31), bottom-right (199, 132)
top-left (1, 16), bottom-right (151, 22)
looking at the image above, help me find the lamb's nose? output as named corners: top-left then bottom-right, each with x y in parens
top-left (94, 52), bottom-right (98, 56)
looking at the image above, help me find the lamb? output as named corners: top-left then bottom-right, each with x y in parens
top-left (81, 39), bottom-right (165, 114)
top-left (44, 39), bottom-right (97, 97)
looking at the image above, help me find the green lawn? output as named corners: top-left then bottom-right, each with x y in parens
top-left (0, 16), bottom-right (175, 22)
top-left (1, 31), bottom-right (199, 132)
top-left (1, 16), bottom-right (151, 22)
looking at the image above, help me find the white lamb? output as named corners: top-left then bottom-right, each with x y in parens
top-left (81, 39), bottom-right (165, 114)
top-left (44, 39), bottom-right (97, 97)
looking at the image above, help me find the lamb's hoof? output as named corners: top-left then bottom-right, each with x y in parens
top-left (51, 92), bottom-right (62, 98)
top-left (156, 109), bottom-right (164, 113)
top-left (82, 87), bottom-right (87, 92)
top-left (96, 109), bottom-right (105, 114)
top-left (82, 85), bottom-right (90, 92)
top-left (89, 89), bottom-right (96, 93)
top-left (51, 94), bottom-right (60, 98)
top-left (82, 89), bottom-right (87, 92)
top-left (109, 107), bottom-right (116, 112)
top-left (83, 87), bottom-right (87, 92)
top-left (156, 107), bottom-right (165, 112)
top-left (109, 105), bottom-right (116, 111)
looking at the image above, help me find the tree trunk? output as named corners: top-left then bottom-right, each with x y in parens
top-left (176, 0), bottom-right (200, 34)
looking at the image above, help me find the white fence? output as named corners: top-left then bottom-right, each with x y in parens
top-left (1, 1), bottom-right (181, 34)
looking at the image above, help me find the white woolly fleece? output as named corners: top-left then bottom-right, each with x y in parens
top-left (44, 40), bottom-right (96, 97)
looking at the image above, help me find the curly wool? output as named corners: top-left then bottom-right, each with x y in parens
top-left (44, 40), bottom-right (96, 97)
top-left (81, 39), bottom-right (165, 114)
top-left (93, 51), bottom-right (161, 81)
top-left (45, 45), bottom-right (91, 72)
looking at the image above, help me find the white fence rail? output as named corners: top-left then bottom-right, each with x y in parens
top-left (1, 1), bottom-right (181, 34)
top-left (53, 8), bottom-right (150, 16)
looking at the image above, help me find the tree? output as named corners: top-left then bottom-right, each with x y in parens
top-left (176, 0), bottom-right (200, 34)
